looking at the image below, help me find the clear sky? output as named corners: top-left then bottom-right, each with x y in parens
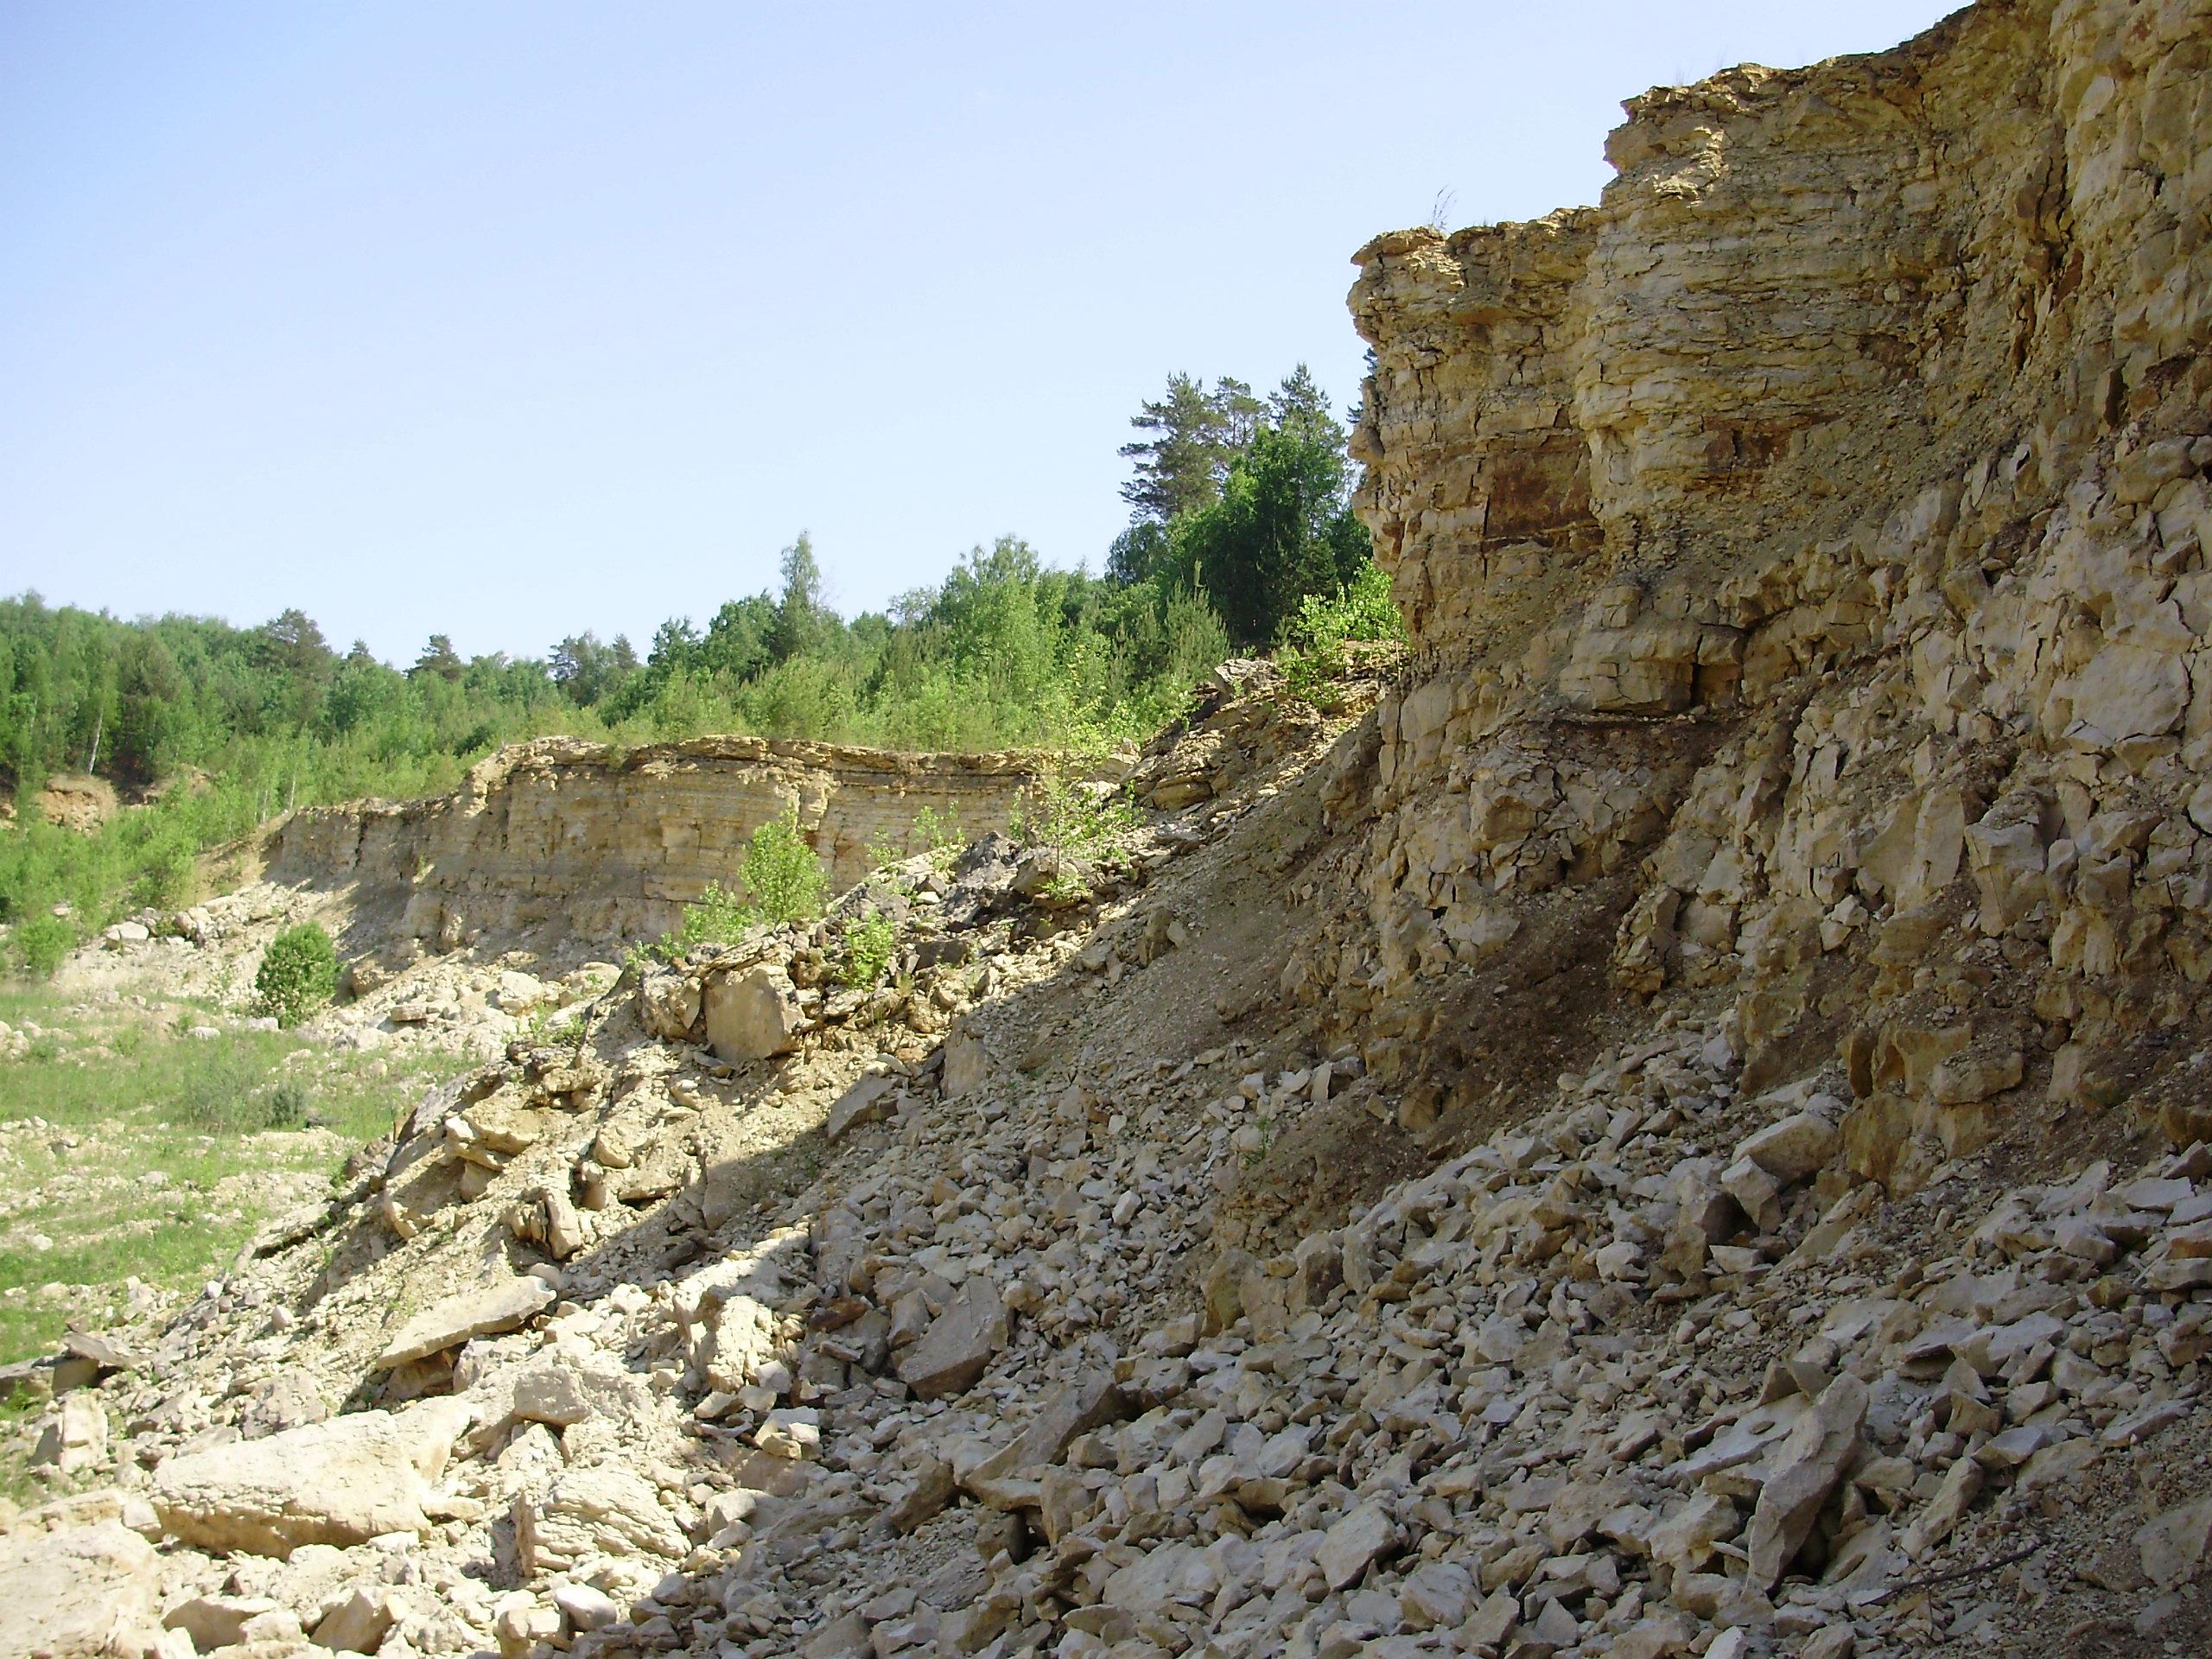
top-left (0, 1), bottom-right (1964, 666)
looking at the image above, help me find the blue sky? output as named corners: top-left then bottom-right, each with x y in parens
top-left (0, 1), bottom-right (1962, 664)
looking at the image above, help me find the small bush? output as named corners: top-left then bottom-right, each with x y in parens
top-left (14, 915), bottom-right (73, 979)
top-left (739, 810), bottom-right (828, 925)
top-left (914, 805), bottom-right (968, 871)
top-left (1014, 775), bottom-right (1139, 856)
top-left (1280, 558), bottom-right (1405, 708)
top-left (664, 881), bottom-right (754, 957)
top-left (644, 810), bottom-right (828, 962)
top-left (134, 842), bottom-right (196, 910)
top-left (840, 911), bottom-right (898, 988)
top-left (173, 1037), bottom-right (272, 1130)
top-left (264, 1077), bottom-right (311, 1129)
top-left (255, 923), bottom-right (338, 1026)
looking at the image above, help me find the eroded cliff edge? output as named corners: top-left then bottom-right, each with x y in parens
top-left (1270, 0), bottom-right (2212, 1197)
top-left (11, 7), bottom-right (2212, 1659)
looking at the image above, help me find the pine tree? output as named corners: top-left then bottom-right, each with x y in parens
top-left (1117, 375), bottom-right (1264, 526)
top-left (410, 634), bottom-right (464, 681)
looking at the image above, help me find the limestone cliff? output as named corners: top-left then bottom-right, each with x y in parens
top-left (1273, 0), bottom-right (2212, 1196)
top-left (264, 735), bottom-right (1059, 944)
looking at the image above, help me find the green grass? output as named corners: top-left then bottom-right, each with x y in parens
top-left (0, 986), bottom-right (468, 1367)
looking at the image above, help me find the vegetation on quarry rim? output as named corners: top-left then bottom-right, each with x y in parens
top-left (0, 366), bottom-right (1400, 975)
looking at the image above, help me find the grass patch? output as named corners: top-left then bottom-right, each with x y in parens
top-left (0, 986), bottom-right (467, 1366)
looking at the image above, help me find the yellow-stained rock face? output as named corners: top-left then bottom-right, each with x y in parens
top-left (1351, 0), bottom-right (2209, 693)
top-left (1300, 0), bottom-right (2212, 1185)
top-left (264, 734), bottom-right (1060, 942)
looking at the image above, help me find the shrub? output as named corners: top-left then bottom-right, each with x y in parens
top-left (263, 1077), bottom-right (311, 1129)
top-left (840, 911), bottom-right (898, 988)
top-left (134, 842), bottom-right (197, 910)
top-left (173, 1036), bottom-right (272, 1130)
top-left (664, 881), bottom-right (754, 957)
top-left (14, 914), bottom-right (73, 979)
top-left (255, 923), bottom-right (338, 1026)
top-left (1281, 556), bottom-right (1402, 654)
top-left (1280, 558), bottom-right (1404, 708)
top-left (645, 810), bottom-right (829, 962)
top-left (738, 810), bottom-right (828, 925)
top-left (1014, 775), bottom-right (1139, 856)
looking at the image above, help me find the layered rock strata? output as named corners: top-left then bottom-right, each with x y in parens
top-left (264, 736), bottom-right (1062, 944)
top-left (10, 4), bottom-right (2212, 1658)
top-left (1288, 0), bottom-right (2212, 1198)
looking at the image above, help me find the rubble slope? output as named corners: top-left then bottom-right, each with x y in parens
top-left (7, 4), bottom-right (2212, 1659)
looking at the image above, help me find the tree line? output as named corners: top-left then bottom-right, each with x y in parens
top-left (0, 365), bottom-right (1389, 953)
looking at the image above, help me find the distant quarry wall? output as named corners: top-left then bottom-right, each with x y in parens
top-left (264, 735), bottom-right (1057, 944)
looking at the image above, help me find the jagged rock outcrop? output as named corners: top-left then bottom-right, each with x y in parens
top-left (1288, 0), bottom-right (2212, 1192)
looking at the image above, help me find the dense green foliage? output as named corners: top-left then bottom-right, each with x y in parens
top-left (1109, 366), bottom-right (1373, 646)
top-left (1280, 561), bottom-right (1408, 708)
top-left (1, 362), bottom-right (1382, 971)
top-left (839, 911), bottom-right (899, 988)
top-left (254, 922), bottom-right (338, 1026)
top-left (1014, 773), bottom-right (1143, 857)
top-left (732, 811), bottom-right (830, 927)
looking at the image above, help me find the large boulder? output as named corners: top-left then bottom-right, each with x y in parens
top-left (704, 1294), bottom-right (784, 1393)
top-left (942, 1024), bottom-right (995, 1099)
top-left (638, 969), bottom-right (702, 1039)
top-left (825, 1074), bottom-right (899, 1141)
top-left (0, 1522), bottom-right (159, 1659)
top-left (1745, 1375), bottom-right (1869, 1588)
top-left (515, 1465), bottom-right (690, 1572)
top-left (1734, 1113), bottom-right (1841, 1185)
top-left (152, 1406), bottom-right (461, 1556)
top-left (705, 966), bottom-right (806, 1062)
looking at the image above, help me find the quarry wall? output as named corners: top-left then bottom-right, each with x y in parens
top-left (1291, 0), bottom-right (2212, 1184)
top-left (263, 734), bottom-right (1056, 944)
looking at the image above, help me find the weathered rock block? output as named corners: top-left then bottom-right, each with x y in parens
top-left (897, 1281), bottom-right (1007, 1400)
top-left (152, 1408), bottom-right (456, 1556)
top-left (705, 965), bottom-right (805, 1062)
top-left (0, 1522), bottom-right (158, 1659)
top-left (515, 1465), bottom-right (690, 1572)
top-left (376, 1275), bottom-right (554, 1368)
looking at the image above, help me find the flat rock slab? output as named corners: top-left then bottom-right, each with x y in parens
top-left (1745, 1373), bottom-right (1868, 1588)
top-left (826, 1074), bottom-right (899, 1141)
top-left (942, 1026), bottom-right (994, 1099)
top-left (705, 965), bottom-right (805, 1062)
top-left (0, 1520), bottom-right (159, 1659)
top-left (376, 1275), bottom-right (554, 1368)
top-left (153, 1408), bottom-right (454, 1556)
top-left (1736, 1113), bottom-right (1841, 1184)
top-left (1319, 1501), bottom-right (1400, 1590)
top-left (897, 1281), bottom-right (1007, 1401)
top-left (967, 1372), bottom-right (1128, 1488)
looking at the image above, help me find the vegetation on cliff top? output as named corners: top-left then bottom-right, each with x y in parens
top-left (0, 365), bottom-right (1394, 967)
